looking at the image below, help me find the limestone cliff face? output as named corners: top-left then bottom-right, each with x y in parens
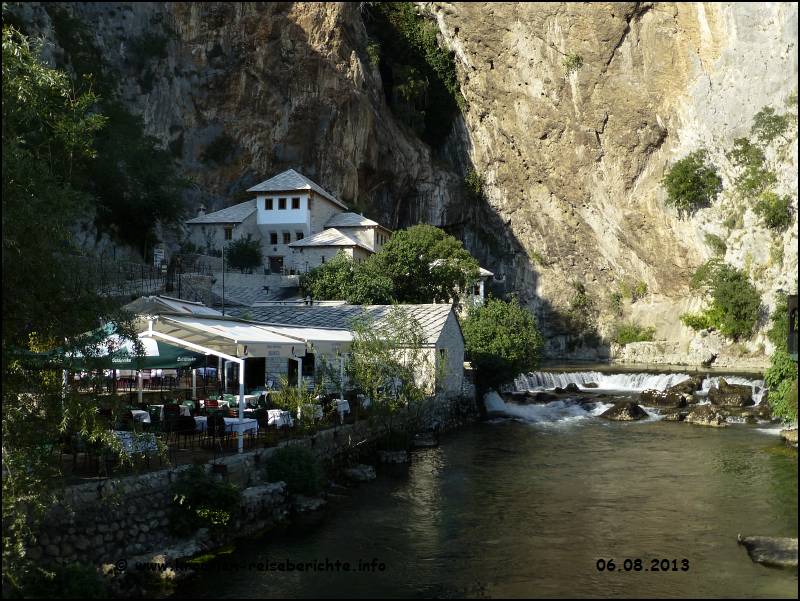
top-left (12, 2), bottom-right (798, 365)
top-left (428, 1), bottom-right (798, 365)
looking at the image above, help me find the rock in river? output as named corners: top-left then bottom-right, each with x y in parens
top-left (344, 464), bottom-right (376, 482)
top-left (666, 376), bottom-right (704, 395)
top-left (780, 429), bottom-right (798, 448)
top-left (640, 389), bottom-right (687, 408)
top-left (600, 401), bottom-right (648, 421)
top-left (685, 404), bottom-right (727, 427)
top-left (738, 535), bottom-right (798, 568)
top-left (708, 378), bottom-right (754, 407)
top-left (564, 383), bottom-right (581, 393)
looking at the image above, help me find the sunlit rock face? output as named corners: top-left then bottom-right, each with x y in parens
top-left (12, 2), bottom-right (798, 364)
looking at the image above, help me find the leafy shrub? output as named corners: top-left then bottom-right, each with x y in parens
top-left (18, 563), bottom-right (106, 599)
top-left (661, 149), bottom-right (722, 213)
top-left (633, 280), bottom-right (648, 301)
top-left (753, 191), bottom-right (792, 230)
top-left (169, 466), bottom-right (241, 536)
top-left (685, 262), bottom-right (760, 340)
top-left (225, 235), bottom-right (263, 273)
top-left (365, 38), bottom-right (381, 67)
top-left (726, 137), bottom-right (777, 199)
top-left (767, 294), bottom-right (790, 352)
top-left (563, 52), bottom-right (583, 74)
top-left (770, 239), bottom-right (784, 266)
top-left (704, 233), bottom-right (727, 256)
top-left (265, 445), bottom-right (324, 496)
top-left (750, 106), bottom-right (791, 145)
top-left (680, 308), bottom-right (721, 331)
top-left (765, 350), bottom-right (798, 422)
top-left (462, 297), bottom-right (543, 390)
top-left (613, 321), bottom-right (656, 346)
top-left (464, 169), bottom-right (486, 202)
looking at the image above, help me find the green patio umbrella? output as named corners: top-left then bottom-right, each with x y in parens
top-left (63, 330), bottom-right (206, 370)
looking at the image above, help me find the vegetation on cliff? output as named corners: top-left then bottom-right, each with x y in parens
top-left (680, 261), bottom-right (760, 340)
top-left (363, 2), bottom-right (464, 146)
top-left (612, 322), bottom-right (656, 346)
top-left (661, 149), bottom-right (722, 214)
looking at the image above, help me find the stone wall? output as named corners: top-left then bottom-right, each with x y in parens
top-left (27, 394), bottom-right (477, 571)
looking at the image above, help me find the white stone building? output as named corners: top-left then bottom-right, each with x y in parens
top-left (185, 169), bottom-right (392, 275)
top-left (231, 303), bottom-right (466, 399)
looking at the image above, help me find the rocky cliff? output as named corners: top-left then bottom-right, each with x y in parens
top-left (9, 2), bottom-right (798, 366)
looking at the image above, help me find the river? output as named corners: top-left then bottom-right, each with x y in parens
top-left (174, 372), bottom-right (797, 598)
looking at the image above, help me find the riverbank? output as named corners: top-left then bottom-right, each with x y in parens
top-left (172, 419), bottom-right (798, 598)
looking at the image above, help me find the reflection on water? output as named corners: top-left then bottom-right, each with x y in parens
top-left (175, 421), bottom-right (798, 599)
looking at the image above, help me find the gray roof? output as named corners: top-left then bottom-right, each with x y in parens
top-left (124, 295), bottom-right (222, 316)
top-left (324, 212), bottom-right (381, 229)
top-left (228, 303), bottom-right (458, 344)
top-left (288, 228), bottom-right (373, 251)
top-left (186, 200), bottom-right (256, 225)
top-left (209, 284), bottom-right (303, 308)
top-left (246, 169), bottom-right (348, 210)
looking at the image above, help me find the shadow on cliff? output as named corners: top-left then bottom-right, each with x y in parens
top-left (231, 6), bottom-right (611, 364)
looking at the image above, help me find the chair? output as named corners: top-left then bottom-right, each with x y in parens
top-left (205, 413), bottom-right (228, 455)
top-left (147, 405), bottom-right (162, 433)
top-left (174, 415), bottom-right (198, 450)
top-left (182, 400), bottom-right (196, 416)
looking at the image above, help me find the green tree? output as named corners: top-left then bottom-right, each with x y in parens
top-left (764, 293), bottom-right (798, 422)
top-left (2, 25), bottom-right (138, 592)
top-left (375, 224), bottom-right (479, 303)
top-left (750, 106), bottom-right (791, 145)
top-left (661, 149), bottom-right (722, 214)
top-left (462, 297), bottom-right (543, 391)
top-left (225, 235), bottom-right (263, 273)
top-left (726, 137), bottom-right (777, 200)
top-left (346, 257), bottom-right (394, 304)
top-left (299, 252), bottom-right (356, 300)
top-left (44, 4), bottom-right (187, 258)
top-left (753, 191), bottom-right (792, 230)
top-left (683, 261), bottom-right (760, 340)
top-left (348, 308), bottom-right (439, 448)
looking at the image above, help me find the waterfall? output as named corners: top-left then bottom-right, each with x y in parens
top-left (484, 391), bottom-right (616, 425)
top-left (513, 371), bottom-right (691, 392)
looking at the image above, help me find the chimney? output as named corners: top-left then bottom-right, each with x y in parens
top-left (197, 204), bottom-right (206, 217)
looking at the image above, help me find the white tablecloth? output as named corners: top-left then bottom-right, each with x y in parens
top-left (131, 409), bottom-right (151, 424)
top-left (194, 416), bottom-right (258, 434)
top-left (333, 399), bottom-right (351, 415)
top-left (243, 394), bottom-right (261, 406)
top-left (151, 404), bottom-right (191, 418)
top-left (113, 431), bottom-right (158, 455)
top-left (267, 409), bottom-right (294, 428)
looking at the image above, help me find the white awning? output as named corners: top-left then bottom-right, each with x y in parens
top-left (151, 315), bottom-right (304, 359)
